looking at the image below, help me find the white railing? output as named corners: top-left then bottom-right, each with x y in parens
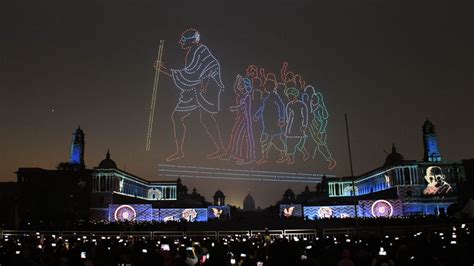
top-left (0, 229), bottom-right (317, 239)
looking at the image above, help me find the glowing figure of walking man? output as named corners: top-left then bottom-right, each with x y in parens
top-left (156, 29), bottom-right (226, 161)
top-left (221, 76), bottom-right (256, 164)
top-left (284, 87), bottom-right (310, 164)
top-left (305, 85), bottom-right (336, 169)
top-left (254, 77), bottom-right (287, 164)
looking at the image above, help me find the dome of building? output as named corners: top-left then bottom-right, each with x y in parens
top-left (243, 193), bottom-right (255, 211)
top-left (214, 189), bottom-right (225, 198)
top-left (384, 144), bottom-right (405, 167)
top-left (98, 150), bottom-right (117, 169)
top-left (213, 189), bottom-right (226, 206)
top-left (283, 188), bottom-right (295, 198)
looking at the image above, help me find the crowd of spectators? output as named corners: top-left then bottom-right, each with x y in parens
top-left (12, 215), bottom-right (460, 232)
top-left (0, 223), bottom-right (472, 266)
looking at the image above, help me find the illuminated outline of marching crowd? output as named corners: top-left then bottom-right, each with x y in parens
top-left (157, 29), bottom-right (336, 170)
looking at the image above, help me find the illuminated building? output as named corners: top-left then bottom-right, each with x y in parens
top-left (90, 150), bottom-right (179, 221)
top-left (213, 189), bottom-right (225, 206)
top-left (324, 121), bottom-right (465, 217)
top-left (423, 119), bottom-right (442, 162)
top-left (11, 127), bottom-right (229, 224)
top-left (280, 120), bottom-right (470, 219)
top-left (69, 126), bottom-right (85, 169)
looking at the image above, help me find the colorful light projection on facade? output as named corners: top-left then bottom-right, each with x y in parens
top-left (359, 200), bottom-right (403, 217)
top-left (423, 166), bottom-right (453, 195)
top-left (318, 206), bottom-right (333, 218)
top-left (303, 200), bottom-right (405, 219)
top-left (152, 30), bottom-right (336, 169)
top-left (370, 200), bottom-right (393, 218)
top-left (113, 205), bottom-right (137, 222)
top-left (158, 208), bottom-right (208, 222)
top-left (109, 205), bottom-right (208, 222)
top-left (93, 169), bottom-right (177, 201)
top-left (207, 206), bottom-right (230, 219)
top-left (303, 206), bottom-right (355, 220)
top-left (279, 204), bottom-right (303, 217)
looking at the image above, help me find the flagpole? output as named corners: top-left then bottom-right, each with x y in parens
top-left (345, 113), bottom-right (359, 236)
top-left (146, 40), bottom-right (165, 151)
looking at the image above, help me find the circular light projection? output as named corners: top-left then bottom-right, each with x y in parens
top-left (114, 205), bottom-right (137, 222)
top-left (318, 207), bottom-right (333, 218)
top-left (371, 200), bottom-right (393, 218)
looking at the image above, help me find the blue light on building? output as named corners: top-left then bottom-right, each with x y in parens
top-left (69, 127), bottom-right (85, 167)
top-left (423, 120), bottom-right (442, 162)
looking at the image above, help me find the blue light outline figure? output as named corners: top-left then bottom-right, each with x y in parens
top-left (220, 75), bottom-right (256, 164)
top-left (283, 87), bottom-right (310, 164)
top-left (305, 85), bottom-right (337, 169)
top-left (156, 28), bottom-right (227, 162)
top-left (254, 77), bottom-right (288, 164)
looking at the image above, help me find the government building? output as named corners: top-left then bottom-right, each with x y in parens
top-left (8, 120), bottom-right (474, 226)
top-left (279, 120), bottom-right (473, 219)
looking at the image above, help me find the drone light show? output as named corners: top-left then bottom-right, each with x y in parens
top-left (149, 28), bottom-right (337, 182)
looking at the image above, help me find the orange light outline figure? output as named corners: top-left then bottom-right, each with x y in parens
top-left (220, 75), bottom-right (256, 164)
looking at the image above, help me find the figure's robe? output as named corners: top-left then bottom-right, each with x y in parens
top-left (171, 44), bottom-right (224, 113)
top-left (285, 101), bottom-right (308, 138)
top-left (255, 92), bottom-right (286, 139)
top-left (228, 92), bottom-right (255, 160)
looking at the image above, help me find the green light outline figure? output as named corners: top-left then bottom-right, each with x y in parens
top-left (305, 85), bottom-right (336, 170)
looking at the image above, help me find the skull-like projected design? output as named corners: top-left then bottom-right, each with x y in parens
top-left (371, 200), bottom-right (393, 218)
top-left (423, 166), bottom-right (453, 195)
top-left (114, 205), bottom-right (137, 222)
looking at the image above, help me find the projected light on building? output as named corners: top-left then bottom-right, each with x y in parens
top-left (371, 200), bottom-right (393, 218)
top-left (423, 166), bottom-right (453, 195)
top-left (303, 205), bottom-right (356, 220)
top-left (158, 208), bottom-right (208, 222)
top-left (108, 205), bottom-right (209, 222)
top-left (207, 206), bottom-right (230, 219)
top-left (114, 205), bottom-right (137, 222)
top-left (279, 204), bottom-right (303, 217)
top-left (318, 207), bottom-right (333, 218)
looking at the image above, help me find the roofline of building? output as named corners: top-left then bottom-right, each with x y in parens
top-left (93, 167), bottom-right (176, 185)
top-left (328, 159), bottom-right (464, 182)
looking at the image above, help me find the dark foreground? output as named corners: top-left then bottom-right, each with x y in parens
top-left (0, 220), bottom-right (473, 266)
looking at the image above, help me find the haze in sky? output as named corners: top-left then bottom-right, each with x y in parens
top-left (1, 0), bottom-right (472, 207)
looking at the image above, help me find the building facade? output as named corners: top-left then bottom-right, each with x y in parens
top-left (281, 120), bottom-right (470, 219)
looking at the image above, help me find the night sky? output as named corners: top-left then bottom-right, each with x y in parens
top-left (1, 0), bottom-right (472, 208)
